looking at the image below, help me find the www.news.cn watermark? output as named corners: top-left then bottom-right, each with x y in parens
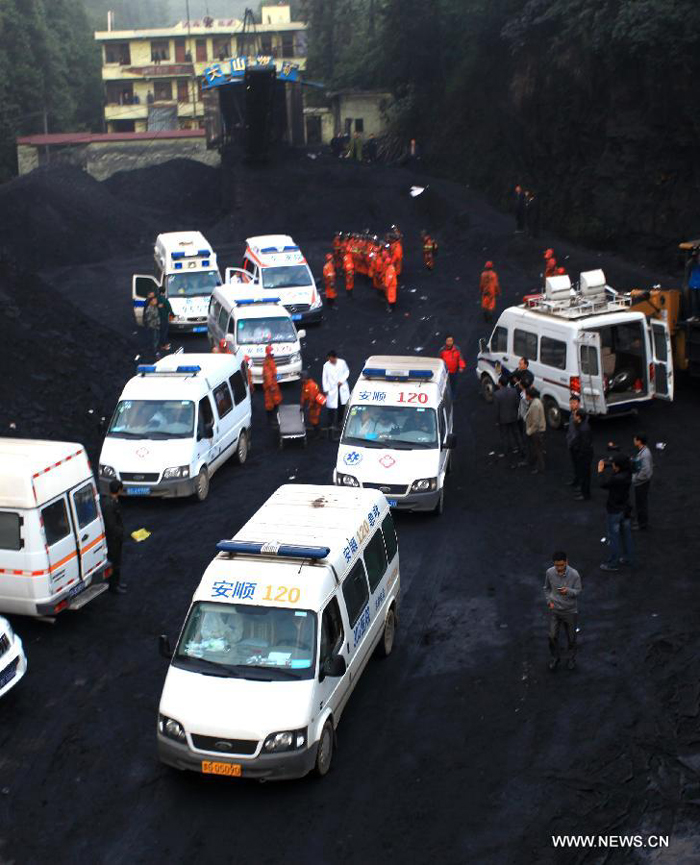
top-left (552, 835), bottom-right (670, 849)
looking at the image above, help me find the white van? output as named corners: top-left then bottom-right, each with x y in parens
top-left (157, 484), bottom-right (399, 780)
top-left (132, 231), bottom-right (222, 334)
top-left (236, 235), bottom-right (323, 324)
top-left (207, 288), bottom-right (306, 385)
top-left (0, 616), bottom-right (27, 697)
top-left (476, 270), bottom-right (674, 428)
top-left (98, 353), bottom-right (252, 502)
top-left (0, 439), bottom-right (110, 617)
top-left (334, 356), bottom-right (455, 515)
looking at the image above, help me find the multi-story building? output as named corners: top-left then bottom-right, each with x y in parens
top-left (94, 5), bottom-right (307, 133)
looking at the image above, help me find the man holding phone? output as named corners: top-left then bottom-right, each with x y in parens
top-left (543, 551), bottom-right (582, 671)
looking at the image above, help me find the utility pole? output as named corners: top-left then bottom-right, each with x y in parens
top-left (185, 0), bottom-right (198, 128)
top-left (43, 107), bottom-right (50, 165)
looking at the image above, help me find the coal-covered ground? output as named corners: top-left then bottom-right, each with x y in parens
top-left (1, 152), bottom-right (699, 865)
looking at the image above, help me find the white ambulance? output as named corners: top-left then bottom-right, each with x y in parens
top-left (0, 439), bottom-right (110, 617)
top-left (0, 616), bottom-right (27, 697)
top-left (236, 234), bottom-right (323, 324)
top-left (207, 288), bottom-right (306, 385)
top-left (132, 231), bottom-right (222, 334)
top-left (99, 353), bottom-right (252, 502)
top-left (476, 270), bottom-right (674, 428)
top-left (334, 356), bottom-right (456, 515)
top-left (157, 484), bottom-right (399, 780)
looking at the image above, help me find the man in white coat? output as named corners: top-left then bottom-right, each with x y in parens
top-left (322, 350), bottom-right (350, 435)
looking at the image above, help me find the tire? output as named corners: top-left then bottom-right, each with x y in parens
top-left (544, 397), bottom-right (562, 430)
top-left (432, 488), bottom-right (444, 516)
top-left (481, 375), bottom-right (495, 403)
top-left (376, 607), bottom-right (396, 658)
top-left (194, 467), bottom-right (209, 502)
top-left (235, 430), bottom-right (248, 465)
top-left (314, 720), bottom-right (334, 778)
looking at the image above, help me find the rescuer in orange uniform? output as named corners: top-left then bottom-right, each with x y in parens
top-left (333, 232), bottom-right (344, 270)
top-left (323, 253), bottom-right (337, 308)
top-left (480, 260), bottom-right (501, 322)
top-left (390, 232), bottom-right (403, 278)
top-left (343, 248), bottom-right (355, 297)
top-left (300, 370), bottom-right (324, 437)
top-left (384, 253), bottom-right (397, 314)
top-left (421, 230), bottom-right (438, 271)
top-left (373, 247), bottom-right (387, 291)
top-left (544, 248), bottom-right (557, 284)
top-left (262, 344), bottom-right (282, 424)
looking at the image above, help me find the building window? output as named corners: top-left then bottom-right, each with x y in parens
top-left (355, 118), bottom-right (364, 133)
top-left (106, 82), bottom-right (135, 105)
top-left (177, 80), bottom-right (189, 103)
top-left (281, 34), bottom-right (294, 57)
top-left (196, 38), bottom-right (208, 62)
top-left (174, 38), bottom-right (187, 63)
top-left (151, 40), bottom-right (170, 62)
top-left (154, 80), bottom-right (173, 101)
top-left (104, 42), bottom-right (131, 65)
top-left (212, 38), bottom-right (230, 60)
top-left (260, 35), bottom-right (272, 55)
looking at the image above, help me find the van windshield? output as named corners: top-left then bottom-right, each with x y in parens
top-left (237, 316), bottom-right (297, 344)
top-left (166, 270), bottom-right (220, 298)
top-left (261, 265), bottom-right (312, 289)
top-left (174, 601), bottom-right (317, 681)
top-left (342, 404), bottom-right (438, 449)
top-left (107, 400), bottom-right (195, 439)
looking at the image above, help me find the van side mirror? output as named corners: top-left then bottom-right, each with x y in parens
top-left (297, 329), bottom-right (306, 340)
top-left (159, 634), bottom-right (173, 659)
top-left (320, 654), bottom-right (346, 681)
top-left (444, 433), bottom-right (457, 449)
top-left (479, 338), bottom-right (487, 354)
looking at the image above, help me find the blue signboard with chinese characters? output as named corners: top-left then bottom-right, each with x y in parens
top-left (202, 55), bottom-right (301, 89)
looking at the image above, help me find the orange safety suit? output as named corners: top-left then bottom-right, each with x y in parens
top-left (390, 239), bottom-right (403, 276)
top-left (343, 251), bottom-right (355, 292)
top-left (480, 267), bottom-right (501, 312)
top-left (384, 262), bottom-right (397, 305)
top-left (373, 254), bottom-right (386, 291)
top-left (262, 355), bottom-right (282, 411)
top-left (423, 236), bottom-right (438, 270)
top-left (323, 260), bottom-right (337, 300)
top-left (332, 234), bottom-right (343, 270)
top-left (544, 257), bottom-right (557, 280)
top-left (300, 377), bottom-right (322, 427)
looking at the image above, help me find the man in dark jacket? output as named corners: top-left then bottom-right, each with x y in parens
top-left (543, 550), bottom-right (582, 671)
top-left (157, 287), bottom-right (173, 353)
top-left (565, 394), bottom-right (581, 487)
top-left (598, 454), bottom-right (634, 571)
top-left (494, 375), bottom-right (522, 462)
top-left (101, 479), bottom-right (126, 594)
top-left (514, 184), bottom-right (526, 233)
top-left (572, 409), bottom-right (593, 501)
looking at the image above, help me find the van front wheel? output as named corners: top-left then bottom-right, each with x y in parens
top-left (544, 397), bottom-right (562, 430)
top-left (194, 467), bottom-right (210, 502)
top-left (481, 375), bottom-right (495, 403)
top-left (314, 721), bottom-right (334, 777)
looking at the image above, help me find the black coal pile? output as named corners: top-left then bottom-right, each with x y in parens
top-left (0, 165), bottom-right (155, 270)
top-left (104, 158), bottom-right (224, 224)
top-left (0, 261), bottom-right (133, 456)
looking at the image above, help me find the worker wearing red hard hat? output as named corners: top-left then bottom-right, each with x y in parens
top-left (323, 253), bottom-right (337, 308)
top-left (480, 261), bottom-right (501, 322)
top-left (300, 369), bottom-right (325, 437)
top-left (262, 343), bottom-right (282, 423)
top-left (383, 252), bottom-right (398, 314)
top-left (343, 248), bottom-right (354, 297)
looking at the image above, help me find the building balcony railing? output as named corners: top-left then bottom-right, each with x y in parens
top-left (103, 63), bottom-right (195, 81)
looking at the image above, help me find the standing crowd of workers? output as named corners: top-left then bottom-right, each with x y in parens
top-left (326, 227), bottom-right (404, 313)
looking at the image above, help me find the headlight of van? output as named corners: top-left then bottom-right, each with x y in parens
top-left (163, 465), bottom-right (190, 479)
top-left (410, 477), bottom-right (437, 492)
top-left (263, 728), bottom-right (306, 753)
top-left (158, 714), bottom-right (187, 742)
top-left (289, 352), bottom-right (301, 364)
top-left (310, 291), bottom-right (322, 309)
top-left (336, 473), bottom-right (359, 487)
top-left (99, 464), bottom-right (116, 478)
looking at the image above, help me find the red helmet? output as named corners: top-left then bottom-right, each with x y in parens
top-left (484, 260), bottom-right (494, 269)
top-left (325, 253), bottom-right (333, 261)
top-left (219, 338), bottom-right (227, 350)
top-left (265, 344), bottom-right (273, 356)
top-left (544, 248), bottom-right (554, 259)
top-left (556, 266), bottom-right (566, 275)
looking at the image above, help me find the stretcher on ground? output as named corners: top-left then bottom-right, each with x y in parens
top-left (277, 404), bottom-right (307, 449)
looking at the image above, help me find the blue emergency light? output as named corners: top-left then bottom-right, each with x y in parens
top-left (176, 365), bottom-right (201, 373)
top-left (171, 251), bottom-right (185, 260)
top-left (174, 263), bottom-right (183, 269)
top-left (136, 364), bottom-right (157, 374)
top-left (362, 367), bottom-right (434, 381)
top-left (201, 259), bottom-right (210, 267)
top-left (198, 249), bottom-right (210, 256)
top-left (217, 540), bottom-right (330, 560)
top-left (235, 297), bottom-right (281, 306)
top-left (260, 245), bottom-right (300, 254)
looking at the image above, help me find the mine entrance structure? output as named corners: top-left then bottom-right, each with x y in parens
top-left (201, 8), bottom-right (312, 162)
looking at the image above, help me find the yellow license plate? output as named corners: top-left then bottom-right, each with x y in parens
top-left (201, 761), bottom-right (242, 777)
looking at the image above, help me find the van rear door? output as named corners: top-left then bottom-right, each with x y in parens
top-left (577, 331), bottom-right (607, 415)
top-left (69, 480), bottom-right (106, 582)
top-left (132, 274), bottom-right (160, 325)
top-left (650, 320), bottom-right (674, 400)
top-left (41, 495), bottom-right (80, 596)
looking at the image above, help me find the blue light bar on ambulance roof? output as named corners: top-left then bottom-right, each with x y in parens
top-left (198, 249), bottom-right (210, 256)
top-left (171, 251), bottom-right (185, 259)
top-left (260, 245), bottom-right (300, 254)
top-left (137, 365), bottom-right (157, 374)
top-left (176, 365), bottom-right (201, 373)
top-left (216, 540), bottom-right (330, 560)
top-left (362, 367), bottom-right (434, 381)
top-left (234, 297), bottom-right (281, 306)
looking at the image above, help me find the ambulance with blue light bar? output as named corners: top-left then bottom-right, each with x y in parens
top-left (0, 439), bottom-right (110, 617)
top-left (334, 356), bottom-right (456, 515)
top-left (207, 286), bottom-right (306, 385)
top-left (237, 234), bottom-right (323, 324)
top-left (99, 353), bottom-right (252, 502)
top-left (156, 484), bottom-right (400, 780)
top-left (132, 231), bottom-right (222, 334)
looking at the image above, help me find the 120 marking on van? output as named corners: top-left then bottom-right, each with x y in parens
top-left (397, 392), bottom-right (428, 404)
